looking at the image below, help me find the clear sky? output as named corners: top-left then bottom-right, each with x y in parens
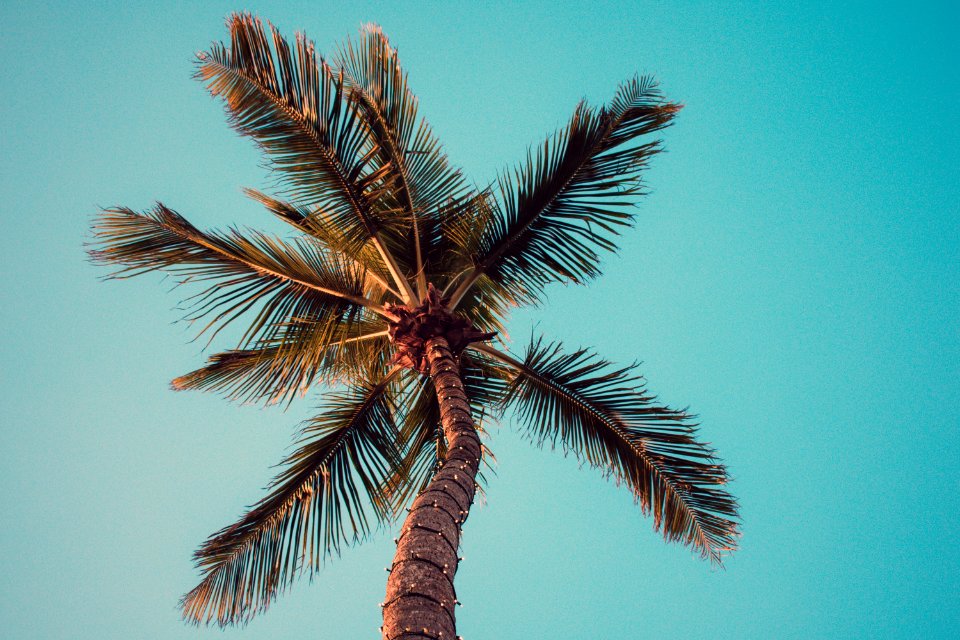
top-left (1, 1), bottom-right (958, 638)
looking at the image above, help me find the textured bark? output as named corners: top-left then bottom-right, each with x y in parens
top-left (382, 336), bottom-right (480, 640)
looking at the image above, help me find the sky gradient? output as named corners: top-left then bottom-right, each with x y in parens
top-left (1, 1), bottom-right (958, 638)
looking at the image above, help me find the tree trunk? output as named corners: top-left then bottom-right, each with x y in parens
top-left (382, 335), bottom-right (480, 640)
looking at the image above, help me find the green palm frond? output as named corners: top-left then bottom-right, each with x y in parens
top-left (243, 188), bottom-right (401, 300)
top-left (171, 323), bottom-right (391, 405)
top-left (336, 24), bottom-right (467, 218)
top-left (474, 338), bottom-right (739, 563)
top-left (452, 273), bottom-right (519, 337)
top-left (438, 193), bottom-right (523, 334)
top-left (384, 373), bottom-right (444, 511)
top-left (89, 204), bottom-right (388, 349)
top-left (196, 13), bottom-right (415, 301)
top-left (449, 76), bottom-right (681, 308)
top-left (336, 24), bottom-right (470, 295)
top-left (180, 370), bottom-right (404, 626)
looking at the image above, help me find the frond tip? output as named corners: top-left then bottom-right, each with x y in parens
top-left (480, 338), bottom-right (739, 563)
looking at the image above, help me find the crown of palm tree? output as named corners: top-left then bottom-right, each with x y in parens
top-left (90, 13), bottom-right (739, 628)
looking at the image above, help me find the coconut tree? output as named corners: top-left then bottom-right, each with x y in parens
top-left (90, 13), bottom-right (739, 639)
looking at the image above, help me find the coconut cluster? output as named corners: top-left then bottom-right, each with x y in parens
top-left (386, 284), bottom-right (496, 374)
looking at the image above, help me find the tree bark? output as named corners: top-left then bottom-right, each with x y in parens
top-left (382, 335), bottom-right (480, 640)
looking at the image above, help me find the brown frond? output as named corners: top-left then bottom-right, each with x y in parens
top-left (475, 339), bottom-right (739, 563)
top-left (336, 24), bottom-right (470, 296)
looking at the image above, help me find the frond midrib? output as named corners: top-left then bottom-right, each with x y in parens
top-left (150, 206), bottom-right (389, 316)
top-left (244, 188), bottom-right (404, 300)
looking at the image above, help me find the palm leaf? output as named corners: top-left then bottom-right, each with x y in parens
top-left (89, 204), bottom-right (386, 352)
top-left (336, 24), bottom-right (469, 295)
top-left (180, 370), bottom-right (404, 626)
top-left (436, 193), bottom-right (522, 334)
top-left (474, 339), bottom-right (739, 562)
top-left (196, 13), bottom-right (416, 301)
top-left (243, 187), bottom-right (401, 300)
top-left (449, 76), bottom-right (681, 308)
top-left (171, 323), bottom-right (391, 405)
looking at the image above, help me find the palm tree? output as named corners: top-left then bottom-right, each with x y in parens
top-left (90, 13), bottom-right (739, 639)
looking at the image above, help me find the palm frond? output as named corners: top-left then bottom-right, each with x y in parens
top-left (89, 204), bottom-right (387, 354)
top-left (436, 193), bottom-right (523, 334)
top-left (474, 339), bottom-right (739, 563)
top-left (383, 373), bottom-right (444, 511)
top-left (243, 187), bottom-right (401, 300)
top-left (449, 76), bottom-right (681, 308)
top-left (180, 370), bottom-right (404, 626)
top-left (196, 13), bottom-right (416, 301)
top-left (336, 24), bottom-right (469, 295)
top-left (171, 324), bottom-right (391, 405)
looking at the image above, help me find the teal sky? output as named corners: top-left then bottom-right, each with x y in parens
top-left (2, 1), bottom-right (958, 638)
